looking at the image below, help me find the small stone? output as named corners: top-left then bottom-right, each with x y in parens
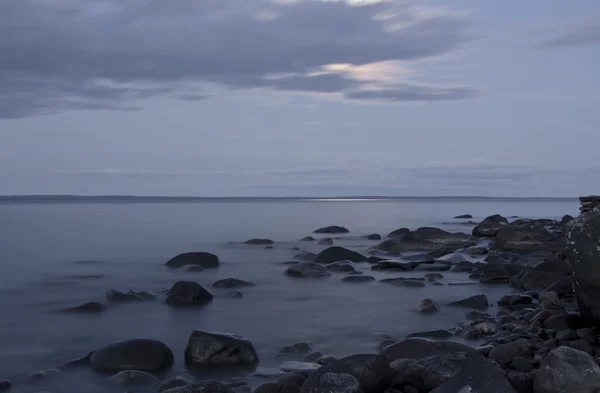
top-left (301, 236), bottom-right (316, 242)
top-left (212, 278), bottom-right (255, 289)
top-left (416, 298), bottom-right (439, 313)
top-left (244, 238), bottom-right (274, 245)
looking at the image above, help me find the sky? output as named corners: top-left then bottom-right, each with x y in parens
top-left (1, 0), bottom-right (600, 197)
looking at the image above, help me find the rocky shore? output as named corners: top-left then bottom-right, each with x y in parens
top-left (3, 209), bottom-right (600, 393)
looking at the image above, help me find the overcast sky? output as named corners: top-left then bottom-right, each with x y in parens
top-left (2, 0), bottom-right (600, 197)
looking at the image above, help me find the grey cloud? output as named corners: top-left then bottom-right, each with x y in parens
top-left (345, 84), bottom-right (479, 101)
top-left (537, 20), bottom-right (600, 48)
top-left (1, 0), bottom-right (475, 119)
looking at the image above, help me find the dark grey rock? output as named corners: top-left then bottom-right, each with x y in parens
top-left (390, 280), bottom-right (426, 288)
top-left (108, 370), bottom-right (158, 385)
top-left (300, 372), bottom-right (362, 393)
top-left (493, 223), bottom-right (558, 252)
top-left (165, 281), bottom-right (213, 306)
top-left (472, 214), bottom-right (508, 237)
top-left (184, 330), bottom-right (259, 367)
top-left (244, 239), bottom-right (274, 245)
top-left (326, 261), bottom-right (361, 273)
top-left (372, 228), bottom-right (471, 253)
top-left (380, 338), bottom-right (479, 362)
top-left (465, 246), bottom-right (489, 255)
top-left (293, 251), bottom-right (318, 262)
top-left (480, 263), bottom-right (511, 284)
top-left (61, 301), bottom-right (108, 313)
top-left (448, 295), bottom-right (489, 310)
top-left (372, 261), bottom-right (414, 271)
top-left (498, 295), bottom-right (533, 307)
top-left (407, 330), bottom-right (452, 339)
top-left (314, 247), bottom-right (367, 264)
top-left (278, 341), bottom-right (313, 356)
top-left (416, 298), bottom-right (440, 313)
top-left (455, 214), bottom-right (473, 219)
top-left (488, 342), bottom-right (532, 366)
top-left (364, 234), bottom-right (382, 240)
top-left (166, 252), bottom-right (220, 269)
top-left (424, 273), bottom-right (444, 281)
top-left (533, 346), bottom-right (600, 393)
top-left (90, 338), bottom-right (174, 373)
top-left (387, 228), bottom-right (411, 238)
top-left (413, 263), bottom-right (450, 272)
top-left (318, 238), bottom-right (334, 246)
top-left (104, 289), bottom-right (156, 302)
top-left (506, 371), bottom-right (533, 393)
top-left (212, 278), bottom-right (255, 289)
top-left (301, 236), bottom-right (316, 242)
top-left (559, 215), bottom-right (575, 229)
top-left (568, 339), bottom-right (593, 355)
top-left (281, 361), bottom-right (322, 372)
top-left (161, 381), bottom-right (234, 393)
top-left (159, 376), bottom-right (196, 392)
top-left (28, 368), bottom-right (60, 382)
top-left (341, 275), bottom-right (375, 283)
top-left (451, 261), bottom-right (477, 272)
top-left (285, 263), bottom-right (331, 278)
top-left (313, 226), bottom-right (350, 234)
top-left (546, 277), bottom-right (574, 296)
top-left (0, 380), bottom-right (10, 392)
top-left (448, 281), bottom-right (478, 286)
top-left (304, 352), bottom-right (326, 363)
top-left (465, 310), bottom-right (493, 320)
top-left (509, 357), bottom-right (534, 372)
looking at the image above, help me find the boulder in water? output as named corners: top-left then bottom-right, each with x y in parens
top-left (0, 380), bottom-right (10, 392)
top-left (212, 278), bottom-right (255, 289)
top-left (364, 234), bottom-right (382, 240)
top-left (371, 228), bottom-right (471, 253)
top-left (61, 301), bottom-right (108, 313)
top-left (326, 261), bottom-right (361, 273)
top-left (165, 281), bottom-right (213, 306)
top-left (313, 226), bottom-right (350, 234)
top-left (162, 381), bottom-right (234, 393)
top-left (301, 236), bottom-right (316, 242)
top-left (472, 214), bottom-right (508, 237)
top-left (244, 238), bottom-right (274, 245)
top-left (104, 289), bottom-right (156, 302)
top-left (492, 222), bottom-right (559, 252)
top-left (318, 238), bottom-right (334, 246)
top-left (448, 295), bottom-right (489, 310)
top-left (341, 275), bottom-right (375, 283)
top-left (285, 263), bottom-right (331, 278)
top-left (314, 247), bottom-right (367, 263)
top-left (278, 341), bottom-right (313, 356)
top-left (90, 338), bottom-right (174, 373)
top-left (417, 298), bottom-right (440, 313)
top-left (387, 228), bottom-right (411, 238)
top-left (185, 330), bottom-right (259, 367)
top-left (293, 250), bottom-right (317, 262)
top-left (166, 252), bottom-right (220, 269)
top-left (108, 370), bottom-right (158, 385)
top-left (454, 214), bottom-right (473, 219)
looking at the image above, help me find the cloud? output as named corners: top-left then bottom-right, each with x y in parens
top-left (345, 83), bottom-right (479, 101)
top-left (0, 0), bottom-right (476, 119)
top-left (536, 18), bottom-right (600, 48)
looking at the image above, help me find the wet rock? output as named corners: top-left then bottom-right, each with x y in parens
top-left (378, 339), bottom-right (397, 352)
top-left (281, 361), bottom-right (321, 372)
top-left (294, 251), bottom-right (318, 262)
top-left (413, 263), bottom-right (450, 272)
top-left (278, 341), bottom-right (313, 356)
top-left (509, 357), bottom-right (534, 372)
top-left (165, 281), bottom-right (213, 307)
top-left (380, 338), bottom-right (479, 362)
top-left (341, 275), bottom-right (375, 283)
top-left (304, 352), bottom-right (326, 363)
top-left (301, 236), bottom-right (316, 242)
top-left (450, 261), bottom-right (477, 272)
top-left (326, 261), bottom-right (361, 273)
top-left (538, 291), bottom-right (558, 303)
top-left (159, 376), bottom-right (196, 392)
top-left (448, 295), bottom-right (489, 310)
top-left (390, 280), bottom-right (426, 288)
top-left (300, 372), bottom-right (362, 393)
top-left (387, 228), bottom-right (411, 238)
top-left (244, 238), bottom-right (274, 245)
top-left (437, 253), bottom-right (467, 263)
top-left (474, 322), bottom-right (498, 337)
top-left (161, 381), bottom-right (233, 393)
top-left (493, 223), bottom-right (558, 252)
top-left (533, 346), bottom-right (600, 393)
top-left (185, 330), bottom-right (259, 367)
top-left (506, 371), bottom-right (533, 393)
top-left (28, 369), bottom-right (60, 382)
top-left (546, 277), bottom-right (574, 296)
top-left (448, 281), bottom-right (477, 286)
top-left (465, 310), bottom-right (493, 320)
top-left (465, 246), bottom-right (489, 256)
top-left (61, 301), bottom-right (108, 313)
top-left (488, 342), bottom-right (532, 366)
top-left (108, 370), bottom-right (158, 385)
top-left (479, 263), bottom-right (510, 284)
top-left (90, 338), bottom-right (174, 373)
top-left (559, 214), bottom-right (574, 229)
top-left (364, 234), bottom-right (382, 240)
top-left (472, 214), bottom-right (509, 237)
top-left (407, 330), bottom-right (452, 339)
top-left (455, 214), bottom-right (473, 219)
top-left (543, 313), bottom-right (594, 331)
top-left (166, 252), bottom-right (220, 269)
top-left (314, 226), bottom-right (349, 234)
top-left (104, 289), bottom-right (156, 302)
top-left (314, 247), bottom-right (367, 264)
top-left (303, 354), bottom-right (392, 393)
top-left (498, 295), bottom-right (533, 307)
top-left (424, 273), bottom-right (444, 281)
top-left (318, 238), bottom-right (334, 246)
top-left (372, 228), bottom-right (471, 253)
top-left (416, 298), bottom-right (440, 313)
top-left (285, 263), bottom-right (331, 278)
top-left (212, 278), bottom-right (255, 289)
top-left (510, 270), bottom-right (565, 292)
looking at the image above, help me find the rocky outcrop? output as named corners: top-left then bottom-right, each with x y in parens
top-left (165, 281), bottom-right (213, 306)
top-left (90, 338), bottom-right (174, 373)
top-left (314, 247), bottom-right (367, 263)
top-left (166, 252), bottom-right (220, 269)
top-left (313, 226), bottom-right (350, 234)
top-left (184, 330), bottom-right (259, 367)
top-left (492, 222), bottom-right (560, 252)
top-left (565, 208), bottom-right (600, 320)
top-left (472, 214), bottom-right (508, 237)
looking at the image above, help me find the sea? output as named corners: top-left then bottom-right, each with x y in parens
top-left (0, 197), bottom-right (578, 392)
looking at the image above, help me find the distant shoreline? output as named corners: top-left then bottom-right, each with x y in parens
top-left (0, 195), bottom-right (579, 203)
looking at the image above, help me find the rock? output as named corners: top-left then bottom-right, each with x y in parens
top-left (28, 368), bottom-right (61, 382)
top-left (300, 372), bottom-right (362, 393)
top-left (255, 382), bottom-right (298, 393)
top-left (455, 215), bottom-right (473, 219)
top-left (90, 338), bottom-right (174, 373)
top-left (559, 215), bottom-right (574, 229)
top-left (448, 295), bottom-right (489, 310)
top-left (303, 354), bottom-right (392, 393)
top-left (565, 210), bottom-right (600, 320)
top-left (326, 261), bottom-right (361, 273)
top-left (543, 313), bottom-right (594, 331)
top-left (472, 214), bottom-right (509, 237)
top-left (416, 298), bottom-right (440, 313)
top-left (380, 338), bottom-right (479, 362)
top-left (185, 330), bottom-right (259, 367)
top-left (510, 269), bottom-right (565, 292)
top-left (280, 261), bottom-right (301, 265)
top-left (108, 370), bottom-right (158, 385)
top-left (424, 273), bottom-right (444, 281)
top-left (166, 252), bottom-right (220, 269)
top-left (0, 380), bottom-right (10, 392)
top-left (506, 371), bottom-right (533, 393)
top-left (390, 280), bottom-right (426, 288)
top-left (413, 263), bottom-right (451, 272)
top-left (301, 236), bottom-right (316, 242)
top-left (407, 330), bottom-right (452, 339)
top-left (509, 357), bottom-right (534, 372)
top-left (474, 322), bottom-right (498, 336)
top-left (278, 341), bottom-right (313, 356)
top-left (387, 228), bottom-right (411, 238)
top-left (465, 246), bottom-right (489, 256)
top-left (546, 277), bottom-right (574, 296)
top-left (448, 281), bottom-right (477, 286)
top-left (538, 291), bottom-right (559, 303)
top-left (498, 295), bottom-right (533, 307)
top-left (342, 275), bottom-right (375, 283)
top-left (244, 238), bottom-right (274, 245)
top-left (479, 263), bottom-right (510, 284)
top-left (61, 301), bottom-right (108, 313)
top-left (314, 226), bottom-right (350, 234)
top-left (488, 342), bottom-right (532, 366)
top-left (438, 253), bottom-right (467, 263)
top-left (378, 339), bottom-right (397, 352)
top-left (212, 278), bottom-right (255, 289)
top-left (165, 281), bottom-right (213, 306)
top-left (182, 265), bottom-right (205, 272)
top-left (451, 261), bottom-right (477, 272)
top-left (159, 376), bottom-right (196, 392)
top-left (568, 339), bottom-right (593, 355)
top-left (533, 346), bottom-right (600, 393)
top-left (318, 238), bottom-right (334, 246)
top-left (265, 246), bottom-right (274, 249)
top-left (294, 251), bottom-right (318, 262)
top-left (465, 310), bottom-right (493, 320)
top-left (281, 361), bottom-right (322, 372)
top-left (105, 289), bottom-right (156, 302)
top-left (493, 223), bottom-right (558, 252)
top-left (372, 228), bottom-right (471, 253)
top-left (161, 381), bottom-right (234, 393)
top-left (364, 234), bottom-right (382, 240)
top-left (285, 263), bottom-right (331, 278)
top-left (304, 352), bottom-right (326, 363)
top-left (314, 247), bottom-right (367, 263)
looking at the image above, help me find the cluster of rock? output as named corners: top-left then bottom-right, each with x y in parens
top-left (579, 195), bottom-right (600, 214)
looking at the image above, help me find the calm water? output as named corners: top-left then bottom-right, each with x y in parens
top-left (0, 198), bottom-right (577, 392)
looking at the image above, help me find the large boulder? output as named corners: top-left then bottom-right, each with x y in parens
top-left (184, 330), bottom-right (259, 367)
top-left (379, 338), bottom-right (479, 362)
top-left (565, 209), bottom-right (600, 320)
top-left (90, 339), bottom-right (174, 373)
top-left (244, 239), bottom-right (274, 245)
top-left (313, 226), bottom-right (350, 234)
top-left (371, 228), bottom-right (471, 253)
top-left (285, 263), bottom-right (331, 278)
top-left (166, 252), bottom-right (220, 269)
top-left (493, 223), bottom-right (560, 252)
top-left (165, 281), bottom-right (213, 306)
top-left (533, 346), bottom-right (600, 393)
top-left (448, 295), bottom-right (489, 310)
top-left (301, 354), bottom-right (392, 393)
top-left (314, 247), bottom-right (367, 264)
top-left (300, 372), bottom-right (363, 393)
top-left (104, 289), bottom-right (156, 302)
top-left (472, 214), bottom-right (508, 237)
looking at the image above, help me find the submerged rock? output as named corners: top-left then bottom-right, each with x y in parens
top-left (162, 381), bottom-right (234, 393)
top-left (293, 250), bottom-right (318, 262)
top-left (244, 238), bottom-right (275, 245)
top-left (313, 226), bottom-right (349, 234)
top-left (278, 341), bottom-right (313, 355)
top-left (212, 278), bottom-right (255, 289)
top-left (165, 252), bottom-right (220, 269)
top-left (533, 346), bottom-right (600, 393)
top-left (185, 330), bottom-right (259, 367)
top-left (342, 275), bottom-right (375, 283)
top-left (165, 281), bottom-right (213, 306)
top-left (387, 228), bottom-right (411, 238)
top-left (416, 298), bottom-right (440, 313)
top-left (28, 368), bottom-right (61, 382)
top-left (285, 263), bottom-right (331, 278)
top-left (90, 338), bottom-right (174, 373)
top-left (104, 289), bottom-right (156, 302)
top-left (108, 370), bottom-right (158, 385)
top-left (318, 238), bottom-right (334, 246)
top-left (472, 214), bottom-right (508, 237)
top-left (326, 261), bottom-right (361, 272)
top-left (364, 234), bottom-right (382, 240)
top-left (455, 214), bottom-right (473, 219)
top-left (372, 228), bottom-right (471, 253)
top-left (314, 247), bottom-right (367, 263)
top-left (301, 236), bottom-right (316, 242)
top-left (448, 295), bottom-right (489, 310)
top-left (61, 301), bottom-right (108, 313)
top-left (379, 338), bottom-right (479, 362)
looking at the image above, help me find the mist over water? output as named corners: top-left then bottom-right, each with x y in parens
top-left (0, 198), bottom-right (577, 392)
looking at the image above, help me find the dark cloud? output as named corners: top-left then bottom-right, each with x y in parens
top-left (537, 20), bottom-right (600, 48)
top-left (0, 0), bottom-right (475, 118)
